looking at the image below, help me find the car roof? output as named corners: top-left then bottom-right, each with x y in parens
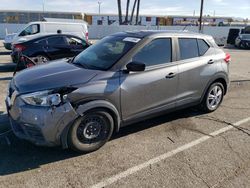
top-left (16, 34), bottom-right (81, 44)
top-left (35, 33), bottom-right (80, 39)
top-left (111, 30), bottom-right (212, 39)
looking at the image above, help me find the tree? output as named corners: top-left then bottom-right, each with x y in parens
top-left (135, 0), bottom-right (140, 25)
top-left (125, 0), bottom-right (130, 24)
top-left (117, 0), bottom-right (122, 25)
top-left (130, 0), bottom-right (137, 24)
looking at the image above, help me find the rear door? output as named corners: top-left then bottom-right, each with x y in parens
top-left (46, 36), bottom-right (69, 59)
top-left (120, 38), bottom-right (178, 121)
top-left (176, 37), bottom-right (217, 106)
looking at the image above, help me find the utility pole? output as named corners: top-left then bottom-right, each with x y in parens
top-left (117, 0), bottom-right (122, 25)
top-left (42, 0), bottom-right (45, 14)
top-left (98, 1), bottom-right (102, 15)
top-left (125, 0), bottom-right (130, 24)
top-left (199, 0), bottom-right (204, 33)
top-left (130, 0), bottom-right (137, 24)
top-left (135, 0), bottom-right (140, 25)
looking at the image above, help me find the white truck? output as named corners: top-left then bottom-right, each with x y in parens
top-left (3, 18), bottom-right (88, 50)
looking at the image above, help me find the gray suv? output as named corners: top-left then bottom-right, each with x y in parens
top-left (6, 31), bottom-right (230, 153)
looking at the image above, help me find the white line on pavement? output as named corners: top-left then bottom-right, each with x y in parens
top-left (90, 117), bottom-right (250, 188)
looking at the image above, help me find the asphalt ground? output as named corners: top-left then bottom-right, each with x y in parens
top-left (0, 41), bottom-right (250, 188)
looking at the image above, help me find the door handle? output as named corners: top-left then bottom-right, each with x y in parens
top-left (165, 72), bottom-right (176, 79)
top-left (208, 59), bottom-right (214, 64)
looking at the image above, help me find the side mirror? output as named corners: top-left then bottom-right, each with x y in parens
top-left (126, 61), bottom-right (146, 72)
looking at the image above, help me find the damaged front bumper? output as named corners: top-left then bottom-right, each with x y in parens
top-left (6, 95), bottom-right (78, 147)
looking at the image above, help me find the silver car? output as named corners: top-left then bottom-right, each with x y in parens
top-left (6, 31), bottom-right (230, 153)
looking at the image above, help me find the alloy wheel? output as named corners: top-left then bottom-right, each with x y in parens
top-left (206, 85), bottom-right (223, 110)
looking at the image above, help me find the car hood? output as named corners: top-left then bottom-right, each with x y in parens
top-left (13, 59), bottom-right (99, 94)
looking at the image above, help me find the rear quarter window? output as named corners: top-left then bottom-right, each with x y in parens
top-left (198, 39), bottom-right (210, 56)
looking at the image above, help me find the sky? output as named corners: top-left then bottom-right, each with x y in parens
top-left (0, 0), bottom-right (249, 19)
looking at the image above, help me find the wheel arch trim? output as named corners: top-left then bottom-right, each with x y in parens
top-left (60, 100), bottom-right (121, 149)
top-left (201, 73), bottom-right (229, 103)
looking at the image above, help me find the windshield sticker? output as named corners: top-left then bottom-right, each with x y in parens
top-left (123, 37), bottom-right (141, 43)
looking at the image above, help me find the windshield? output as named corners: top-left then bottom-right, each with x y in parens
top-left (72, 36), bottom-right (140, 70)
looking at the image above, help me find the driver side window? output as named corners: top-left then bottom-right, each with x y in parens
top-left (132, 38), bottom-right (172, 67)
top-left (19, 24), bottom-right (40, 36)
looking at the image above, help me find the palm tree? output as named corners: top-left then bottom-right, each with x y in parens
top-left (125, 0), bottom-right (130, 24)
top-left (135, 0), bottom-right (140, 25)
top-left (130, 0), bottom-right (137, 24)
top-left (117, 0), bottom-right (122, 25)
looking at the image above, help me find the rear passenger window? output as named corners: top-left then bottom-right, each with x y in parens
top-left (179, 38), bottom-right (199, 60)
top-left (133, 38), bottom-right (172, 66)
top-left (198, 39), bottom-right (210, 56)
top-left (47, 36), bottom-right (66, 45)
top-left (37, 39), bottom-right (47, 45)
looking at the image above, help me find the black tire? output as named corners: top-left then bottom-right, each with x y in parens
top-left (68, 110), bottom-right (114, 153)
top-left (239, 42), bottom-right (245, 49)
top-left (200, 82), bottom-right (225, 113)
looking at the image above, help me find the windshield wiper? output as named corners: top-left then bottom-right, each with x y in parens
top-left (67, 56), bottom-right (76, 64)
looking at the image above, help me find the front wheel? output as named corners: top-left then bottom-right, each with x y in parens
top-left (68, 110), bottom-right (114, 153)
top-left (200, 82), bottom-right (224, 113)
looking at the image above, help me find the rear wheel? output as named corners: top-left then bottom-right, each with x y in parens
top-left (200, 82), bottom-right (224, 112)
top-left (68, 110), bottom-right (114, 153)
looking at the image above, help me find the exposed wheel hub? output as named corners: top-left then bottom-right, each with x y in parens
top-left (83, 122), bottom-right (101, 139)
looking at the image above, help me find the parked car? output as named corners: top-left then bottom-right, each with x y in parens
top-left (235, 34), bottom-right (250, 49)
top-left (6, 31), bottom-right (230, 153)
top-left (11, 34), bottom-right (90, 63)
top-left (227, 28), bottom-right (241, 45)
top-left (4, 18), bottom-right (88, 50)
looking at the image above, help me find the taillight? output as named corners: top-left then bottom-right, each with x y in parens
top-left (14, 44), bottom-right (26, 51)
top-left (224, 53), bottom-right (231, 63)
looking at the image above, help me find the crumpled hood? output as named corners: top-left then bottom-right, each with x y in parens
top-left (13, 59), bottom-right (98, 94)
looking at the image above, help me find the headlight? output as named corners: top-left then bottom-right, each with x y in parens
top-left (21, 90), bottom-right (61, 107)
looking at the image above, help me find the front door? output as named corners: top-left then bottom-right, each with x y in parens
top-left (120, 38), bottom-right (178, 121)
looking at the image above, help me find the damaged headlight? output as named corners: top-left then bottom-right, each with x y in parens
top-left (21, 90), bottom-right (61, 107)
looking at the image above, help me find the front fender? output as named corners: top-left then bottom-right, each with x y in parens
top-left (76, 100), bottom-right (121, 130)
top-left (60, 100), bottom-right (121, 149)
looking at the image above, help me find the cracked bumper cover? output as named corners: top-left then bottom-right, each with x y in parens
top-left (6, 96), bottom-right (78, 147)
